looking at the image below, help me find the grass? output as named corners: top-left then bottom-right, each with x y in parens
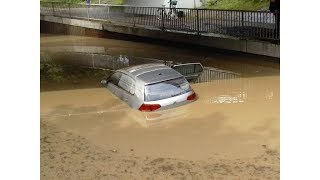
top-left (203, 0), bottom-right (270, 11)
top-left (41, 0), bottom-right (123, 5)
top-left (88, 0), bottom-right (124, 5)
top-left (41, 0), bottom-right (83, 3)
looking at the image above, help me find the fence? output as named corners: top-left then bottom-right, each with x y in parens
top-left (40, 1), bottom-right (279, 41)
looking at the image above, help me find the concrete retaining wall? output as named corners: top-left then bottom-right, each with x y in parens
top-left (40, 15), bottom-right (280, 58)
top-left (41, 51), bottom-right (242, 84)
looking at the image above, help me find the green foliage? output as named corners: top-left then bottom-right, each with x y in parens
top-left (40, 0), bottom-right (124, 5)
top-left (41, 0), bottom-right (83, 3)
top-left (204, 0), bottom-right (269, 11)
top-left (40, 56), bottom-right (111, 83)
top-left (113, 0), bottom-right (124, 5)
top-left (206, 0), bottom-right (219, 6)
top-left (40, 61), bottom-right (65, 82)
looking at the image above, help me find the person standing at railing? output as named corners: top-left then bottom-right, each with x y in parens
top-left (269, 0), bottom-right (280, 39)
top-left (169, 0), bottom-right (178, 20)
top-left (161, 0), bottom-right (178, 20)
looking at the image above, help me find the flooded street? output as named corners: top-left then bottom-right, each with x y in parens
top-left (40, 34), bottom-right (279, 179)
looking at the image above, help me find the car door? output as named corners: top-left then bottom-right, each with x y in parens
top-left (171, 63), bottom-right (204, 82)
top-left (117, 73), bottom-right (141, 108)
top-left (118, 74), bottom-right (134, 100)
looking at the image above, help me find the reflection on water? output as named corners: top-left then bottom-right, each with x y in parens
top-left (135, 106), bottom-right (191, 128)
top-left (210, 95), bottom-right (245, 104)
top-left (40, 34), bottom-right (279, 160)
top-left (41, 45), bottom-right (106, 54)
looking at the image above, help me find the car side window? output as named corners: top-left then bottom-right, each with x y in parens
top-left (109, 72), bottom-right (121, 86)
top-left (118, 74), bottom-right (135, 95)
top-left (172, 63), bottom-right (203, 76)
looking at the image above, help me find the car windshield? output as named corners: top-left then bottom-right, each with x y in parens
top-left (144, 77), bottom-right (191, 101)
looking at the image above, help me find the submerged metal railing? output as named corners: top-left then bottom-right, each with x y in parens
top-left (40, 1), bottom-right (279, 41)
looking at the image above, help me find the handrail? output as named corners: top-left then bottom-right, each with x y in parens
top-left (40, 1), bottom-right (280, 41)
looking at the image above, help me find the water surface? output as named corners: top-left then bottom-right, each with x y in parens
top-left (40, 34), bottom-right (280, 179)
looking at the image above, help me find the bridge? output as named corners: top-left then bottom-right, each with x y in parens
top-left (40, 2), bottom-right (280, 58)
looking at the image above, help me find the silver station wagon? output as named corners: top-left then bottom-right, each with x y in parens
top-left (101, 63), bottom-right (203, 111)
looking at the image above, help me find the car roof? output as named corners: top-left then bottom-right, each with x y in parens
top-left (119, 63), bottom-right (182, 84)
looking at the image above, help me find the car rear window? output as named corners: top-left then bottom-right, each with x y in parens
top-left (144, 77), bottom-right (191, 101)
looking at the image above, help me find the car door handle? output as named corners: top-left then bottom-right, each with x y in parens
top-left (124, 98), bottom-right (128, 101)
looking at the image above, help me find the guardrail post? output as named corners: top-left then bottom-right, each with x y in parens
top-left (241, 11), bottom-right (244, 37)
top-left (241, 11), bottom-right (244, 27)
top-left (132, 7), bottom-right (136, 27)
top-left (68, 3), bottom-right (71, 18)
top-left (196, 9), bottom-right (200, 35)
top-left (161, 8), bottom-right (165, 30)
top-left (276, 12), bottom-right (280, 40)
top-left (86, 4), bottom-right (90, 20)
top-left (106, 5), bottom-right (109, 20)
top-left (52, 2), bottom-right (55, 16)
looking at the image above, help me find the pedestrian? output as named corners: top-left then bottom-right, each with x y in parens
top-left (169, 0), bottom-right (178, 20)
top-left (269, 0), bottom-right (280, 39)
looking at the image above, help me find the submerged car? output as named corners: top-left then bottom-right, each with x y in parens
top-left (101, 63), bottom-right (203, 111)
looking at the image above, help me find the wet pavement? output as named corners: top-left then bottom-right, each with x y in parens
top-left (40, 34), bottom-right (279, 179)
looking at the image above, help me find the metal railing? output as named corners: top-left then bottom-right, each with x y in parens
top-left (40, 1), bottom-right (280, 41)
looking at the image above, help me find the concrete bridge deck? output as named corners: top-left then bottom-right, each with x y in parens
top-left (40, 14), bottom-right (279, 58)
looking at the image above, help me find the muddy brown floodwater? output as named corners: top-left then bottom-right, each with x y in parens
top-left (40, 34), bottom-right (280, 179)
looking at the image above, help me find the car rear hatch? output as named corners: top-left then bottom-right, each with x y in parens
top-left (139, 77), bottom-right (196, 111)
